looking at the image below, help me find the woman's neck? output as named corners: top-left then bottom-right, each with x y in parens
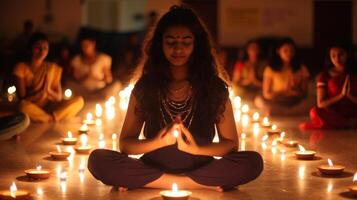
top-left (170, 64), bottom-right (188, 82)
top-left (30, 58), bottom-right (44, 70)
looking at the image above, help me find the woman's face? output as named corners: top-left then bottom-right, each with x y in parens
top-left (330, 47), bottom-right (347, 70)
top-left (81, 39), bottom-right (96, 56)
top-left (163, 26), bottom-right (194, 67)
top-left (32, 40), bottom-right (49, 61)
top-left (247, 42), bottom-right (259, 61)
top-left (277, 43), bottom-right (295, 63)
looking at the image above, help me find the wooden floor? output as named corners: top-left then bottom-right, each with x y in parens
top-left (0, 94), bottom-right (356, 200)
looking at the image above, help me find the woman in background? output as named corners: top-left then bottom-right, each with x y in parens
top-left (254, 37), bottom-right (310, 115)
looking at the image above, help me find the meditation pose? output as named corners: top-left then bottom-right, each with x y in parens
top-left (301, 43), bottom-right (357, 129)
top-left (254, 38), bottom-right (310, 115)
top-left (13, 32), bottom-right (84, 123)
top-left (68, 33), bottom-right (120, 99)
top-left (232, 39), bottom-right (266, 98)
top-left (88, 6), bottom-right (263, 191)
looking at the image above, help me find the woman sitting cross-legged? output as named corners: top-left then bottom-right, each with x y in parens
top-left (300, 42), bottom-right (357, 129)
top-left (13, 32), bottom-right (84, 123)
top-left (88, 5), bottom-right (263, 191)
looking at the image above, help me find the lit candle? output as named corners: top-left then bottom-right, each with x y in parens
top-left (233, 96), bottom-right (241, 109)
top-left (95, 104), bottom-right (103, 118)
top-left (252, 112), bottom-right (260, 122)
top-left (241, 104), bottom-right (249, 114)
top-left (261, 117), bottom-right (271, 128)
top-left (160, 183), bottom-right (192, 200)
top-left (62, 131), bottom-right (78, 145)
top-left (7, 86), bottom-right (17, 102)
top-left (84, 112), bottom-right (95, 125)
top-left (241, 133), bottom-right (246, 140)
top-left (98, 133), bottom-right (106, 149)
top-left (112, 133), bottom-right (117, 140)
top-left (75, 134), bottom-right (92, 154)
top-left (317, 158), bottom-right (345, 175)
top-left (234, 110), bottom-right (241, 122)
top-left (25, 165), bottom-right (51, 179)
top-left (267, 124), bottom-right (281, 135)
top-left (253, 123), bottom-right (260, 137)
top-left (78, 124), bottom-right (89, 134)
top-left (108, 96), bottom-right (116, 105)
top-left (241, 114), bottom-right (249, 128)
top-left (278, 131), bottom-right (285, 143)
top-left (172, 129), bottom-right (180, 138)
top-left (295, 145), bottom-right (316, 160)
top-left (348, 173), bottom-right (357, 195)
top-left (284, 140), bottom-right (299, 148)
top-left (49, 145), bottom-right (71, 160)
top-left (64, 89), bottom-right (72, 100)
top-left (0, 182), bottom-right (30, 199)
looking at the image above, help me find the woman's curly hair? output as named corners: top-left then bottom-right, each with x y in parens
top-left (133, 5), bottom-right (229, 124)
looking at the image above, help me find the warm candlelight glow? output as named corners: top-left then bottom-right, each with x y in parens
top-left (56, 145), bottom-right (62, 152)
top-left (7, 86), bottom-right (16, 95)
top-left (64, 89), bottom-right (72, 98)
top-left (86, 112), bottom-right (93, 121)
top-left (298, 145), bottom-right (306, 152)
top-left (172, 183), bottom-right (178, 193)
top-left (80, 134), bottom-right (88, 147)
top-left (280, 131), bottom-right (285, 140)
top-left (60, 171), bottom-right (67, 182)
top-left (327, 159), bottom-right (333, 167)
top-left (98, 133), bottom-right (105, 149)
top-left (36, 165), bottom-right (42, 171)
top-left (241, 114), bottom-right (249, 127)
top-left (272, 139), bottom-right (278, 147)
top-left (253, 123), bottom-right (260, 136)
top-left (252, 112), bottom-right (259, 121)
top-left (241, 133), bottom-right (246, 139)
top-left (173, 129), bottom-right (179, 138)
top-left (353, 173), bottom-right (357, 182)
top-left (233, 96), bottom-right (241, 109)
top-left (234, 110), bottom-right (241, 122)
top-left (241, 104), bottom-right (249, 113)
top-left (67, 131), bottom-right (73, 138)
top-left (272, 124), bottom-right (277, 131)
top-left (80, 124), bottom-right (88, 131)
top-left (10, 182), bottom-right (16, 198)
top-left (108, 96), bottom-right (116, 105)
top-left (262, 135), bottom-right (269, 142)
top-left (95, 104), bottom-right (103, 118)
top-left (96, 119), bottom-right (102, 127)
top-left (112, 133), bottom-right (117, 140)
top-left (37, 187), bottom-right (44, 196)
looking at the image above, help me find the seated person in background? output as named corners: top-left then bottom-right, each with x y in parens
top-left (88, 6), bottom-right (263, 191)
top-left (68, 33), bottom-right (121, 99)
top-left (232, 39), bottom-right (266, 99)
top-left (254, 37), bottom-right (309, 115)
top-left (13, 32), bottom-right (84, 123)
top-left (55, 40), bottom-right (73, 84)
top-left (300, 43), bottom-right (357, 129)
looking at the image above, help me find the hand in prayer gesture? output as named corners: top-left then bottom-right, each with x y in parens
top-left (341, 75), bottom-right (349, 97)
top-left (177, 123), bottom-right (199, 155)
top-left (156, 122), bottom-right (178, 147)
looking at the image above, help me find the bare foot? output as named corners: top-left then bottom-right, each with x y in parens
top-left (215, 186), bottom-right (223, 192)
top-left (118, 187), bottom-right (128, 192)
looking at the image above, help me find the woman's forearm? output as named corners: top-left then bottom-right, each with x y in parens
top-left (119, 137), bottom-right (165, 155)
top-left (318, 95), bottom-right (343, 108)
top-left (194, 139), bottom-right (237, 157)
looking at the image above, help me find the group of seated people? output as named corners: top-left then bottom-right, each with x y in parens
top-left (232, 37), bottom-right (357, 129)
top-left (10, 32), bottom-right (122, 123)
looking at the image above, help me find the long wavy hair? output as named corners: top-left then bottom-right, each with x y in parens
top-left (134, 5), bottom-right (228, 124)
top-left (269, 37), bottom-right (302, 72)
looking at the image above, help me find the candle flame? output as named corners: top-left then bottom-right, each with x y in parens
top-left (80, 134), bottom-right (88, 147)
top-left (108, 96), bottom-right (116, 104)
top-left (56, 145), bottom-right (62, 152)
top-left (241, 104), bottom-right (249, 113)
top-left (36, 165), bottom-right (42, 170)
top-left (96, 119), bottom-right (102, 127)
top-left (327, 158), bottom-right (333, 167)
top-left (67, 131), bottom-right (73, 138)
top-left (173, 129), bottom-right (179, 138)
top-left (80, 124), bottom-right (88, 131)
top-left (233, 96), bottom-right (241, 109)
top-left (95, 104), bottom-right (103, 118)
top-left (353, 173), bottom-right (357, 182)
top-left (241, 133), bottom-right (246, 139)
top-left (298, 145), bottom-right (306, 152)
top-left (253, 112), bottom-right (259, 120)
top-left (99, 133), bottom-right (104, 140)
top-left (172, 183), bottom-right (178, 193)
top-left (263, 117), bottom-right (269, 125)
top-left (64, 89), bottom-right (72, 98)
top-left (112, 133), bottom-right (117, 140)
top-left (280, 131), bottom-right (285, 140)
top-left (262, 135), bottom-right (268, 142)
top-left (7, 86), bottom-right (16, 94)
top-left (272, 124), bottom-right (277, 130)
top-left (241, 114), bottom-right (249, 127)
top-left (10, 182), bottom-right (17, 198)
top-left (272, 139), bottom-right (277, 146)
top-left (86, 113), bottom-right (93, 121)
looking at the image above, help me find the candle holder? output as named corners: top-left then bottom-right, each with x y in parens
top-left (62, 131), bottom-right (78, 145)
top-left (317, 159), bottom-right (345, 175)
top-left (160, 183), bottom-right (191, 200)
top-left (284, 140), bottom-right (298, 148)
top-left (78, 124), bottom-right (89, 134)
top-left (267, 124), bottom-right (281, 135)
top-left (75, 145), bottom-right (92, 154)
top-left (0, 183), bottom-right (30, 200)
top-left (295, 145), bottom-right (316, 160)
top-left (49, 151), bottom-right (70, 160)
top-left (24, 166), bottom-right (50, 179)
top-left (261, 117), bottom-right (271, 128)
top-left (349, 185), bottom-right (357, 196)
